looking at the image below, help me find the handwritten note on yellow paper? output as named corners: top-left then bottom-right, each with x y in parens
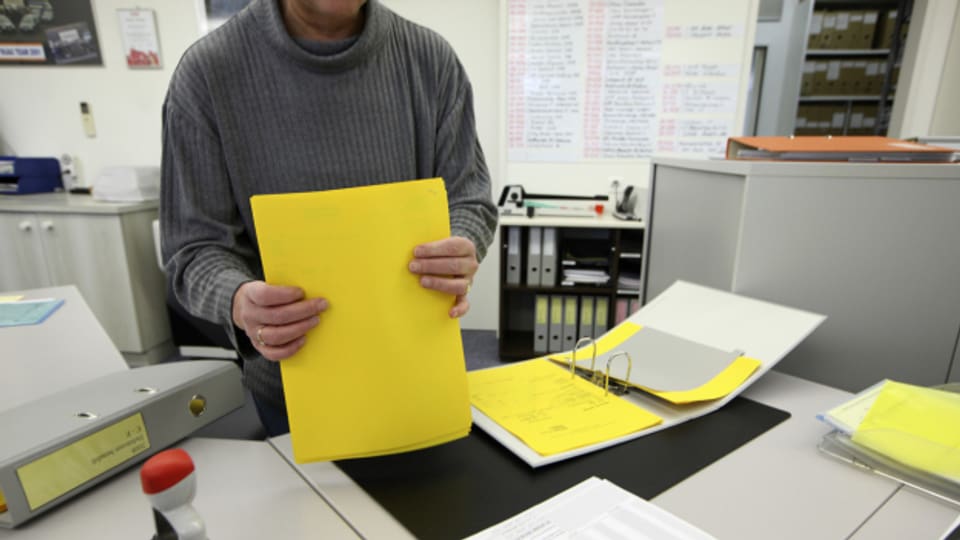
top-left (251, 178), bottom-right (471, 463)
top-left (469, 359), bottom-right (662, 456)
top-left (852, 380), bottom-right (960, 482)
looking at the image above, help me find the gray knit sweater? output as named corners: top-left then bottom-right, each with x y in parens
top-left (160, 0), bottom-right (498, 408)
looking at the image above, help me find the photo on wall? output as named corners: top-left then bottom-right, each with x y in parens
top-left (0, 0), bottom-right (102, 66)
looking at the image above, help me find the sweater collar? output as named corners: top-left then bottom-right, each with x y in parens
top-left (252, 0), bottom-right (389, 72)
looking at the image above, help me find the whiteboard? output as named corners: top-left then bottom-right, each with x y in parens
top-left (503, 0), bottom-right (758, 195)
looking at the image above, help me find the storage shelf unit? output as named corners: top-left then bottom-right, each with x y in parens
top-left (796, 0), bottom-right (911, 136)
top-left (497, 215), bottom-right (644, 361)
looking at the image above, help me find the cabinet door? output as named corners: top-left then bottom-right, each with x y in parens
top-left (36, 213), bottom-right (139, 351)
top-left (0, 213), bottom-right (51, 290)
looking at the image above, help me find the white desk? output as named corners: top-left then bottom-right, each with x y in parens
top-left (0, 438), bottom-right (360, 539)
top-left (270, 371), bottom-right (959, 539)
top-left (851, 488), bottom-right (960, 539)
top-left (0, 286), bottom-right (128, 412)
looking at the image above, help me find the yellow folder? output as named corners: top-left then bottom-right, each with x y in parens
top-left (251, 178), bottom-right (471, 463)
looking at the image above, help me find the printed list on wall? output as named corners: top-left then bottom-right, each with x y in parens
top-left (507, 0), bottom-right (746, 162)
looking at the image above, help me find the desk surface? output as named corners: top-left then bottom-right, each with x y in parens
top-left (273, 371), bottom-right (959, 540)
top-left (0, 438), bottom-right (360, 539)
top-left (0, 285), bottom-right (128, 412)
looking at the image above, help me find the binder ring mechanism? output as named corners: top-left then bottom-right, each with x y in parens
top-left (570, 338), bottom-right (631, 396)
top-left (603, 351), bottom-right (632, 397)
top-left (570, 337), bottom-right (598, 380)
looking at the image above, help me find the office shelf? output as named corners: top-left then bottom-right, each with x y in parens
top-left (498, 215), bottom-right (644, 361)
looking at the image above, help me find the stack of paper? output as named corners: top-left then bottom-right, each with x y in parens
top-left (561, 268), bottom-right (610, 285)
top-left (818, 379), bottom-right (960, 500)
top-left (251, 178), bottom-right (471, 463)
top-left (466, 476), bottom-right (716, 540)
top-left (92, 166), bottom-right (160, 202)
top-left (468, 322), bottom-right (763, 458)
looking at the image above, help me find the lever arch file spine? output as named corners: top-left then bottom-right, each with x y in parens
top-left (0, 361), bottom-right (244, 528)
top-left (506, 226), bottom-right (522, 286)
top-left (526, 227), bottom-right (543, 286)
top-left (548, 295), bottom-right (564, 353)
top-left (579, 296), bottom-right (595, 341)
top-left (541, 227), bottom-right (557, 287)
top-left (534, 295), bottom-right (549, 353)
top-left (562, 295), bottom-right (578, 350)
top-left (594, 296), bottom-right (610, 338)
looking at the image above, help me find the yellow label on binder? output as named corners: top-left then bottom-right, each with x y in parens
top-left (17, 413), bottom-right (150, 510)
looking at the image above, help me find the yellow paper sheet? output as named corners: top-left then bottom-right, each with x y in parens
top-left (852, 380), bottom-right (960, 483)
top-left (469, 359), bottom-right (662, 456)
top-left (0, 295), bottom-right (24, 302)
top-left (251, 178), bottom-right (471, 463)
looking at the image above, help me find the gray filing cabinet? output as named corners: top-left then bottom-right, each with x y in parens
top-left (643, 157), bottom-right (960, 391)
top-left (0, 193), bottom-right (170, 363)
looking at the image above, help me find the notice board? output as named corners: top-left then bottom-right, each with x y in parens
top-left (504, 0), bottom-right (758, 194)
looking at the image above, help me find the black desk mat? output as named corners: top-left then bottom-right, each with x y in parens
top-left (336, 396), bottom-right (789, 539)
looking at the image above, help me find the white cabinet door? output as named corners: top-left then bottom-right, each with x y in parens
top-left (0, 213), bottom-right (51, 290)
top-left (35, 212), bottom-right (139, 351)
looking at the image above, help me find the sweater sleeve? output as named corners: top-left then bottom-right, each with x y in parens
top-left (433, 56), bottom-right (499, 262)
top-left (160, 95), bottom-right (257, 349)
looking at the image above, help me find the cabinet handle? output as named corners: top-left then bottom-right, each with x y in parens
top-left (18, 220), bottom-right (33, 232)
top-left (41, 220), bottom-right (54, 231)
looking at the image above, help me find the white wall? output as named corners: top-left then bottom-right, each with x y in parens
top-left (752, 0), bottom-right (812, 135)
top-left (888, 0), bottom-right (960, 138)
top-left (0, 0), bottom-right (201, 185)
top-left (930, 4), bottom-right (960, 135)
top-left (382, 0), bottom-right (502, 330)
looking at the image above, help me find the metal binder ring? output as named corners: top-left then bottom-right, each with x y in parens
top-left (256, 325), bottom-right (267, 347)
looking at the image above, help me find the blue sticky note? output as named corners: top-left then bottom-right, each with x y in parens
top-left (0, 298), bottom-right (65, 327)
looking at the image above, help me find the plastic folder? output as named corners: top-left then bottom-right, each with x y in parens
top-left (251, 178), bottom-right (472, 463)
top-left (817, 380), bottom-right (960, 505)
top-left (726, 136), bottom-right (959, 162)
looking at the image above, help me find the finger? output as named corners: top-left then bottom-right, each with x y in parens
top-left (255, 316), bottom-right (320, 348)
top-left (251, 297), bottom-right (328, 328)
top-left (419, 276), bottom-right (472, 296)
top-left (409, 255), bottom-right (478, 278)
top-left (413, 236), bottom-right (476, 259)
top-left (449, 295), bottom-right (470, 318)
top-left (255, 336), bottom-right (307, 362)
top-left (244, 281), bottom-right (307, 307)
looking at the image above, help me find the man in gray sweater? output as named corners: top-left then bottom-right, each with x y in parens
top-left (160, 0), bottom-right (498, 435)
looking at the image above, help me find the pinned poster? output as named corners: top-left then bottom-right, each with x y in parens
top-left (117, 8), bottom-right (161, 68)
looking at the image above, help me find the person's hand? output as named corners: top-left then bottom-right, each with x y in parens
top-left (232, 281), bottom-right (328, 361)
top-left (408, 236), bottom-right (478, 318)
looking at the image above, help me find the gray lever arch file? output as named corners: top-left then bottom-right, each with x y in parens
top-left (0, 360), bottom-right (244, 528)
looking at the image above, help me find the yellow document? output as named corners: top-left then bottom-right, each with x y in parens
top-left (469, 359), bottom-right (662, 456)
top-left (251, 178), bottom-right (471, 463)
top-left (852, 380), bottom-right (960, 482)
